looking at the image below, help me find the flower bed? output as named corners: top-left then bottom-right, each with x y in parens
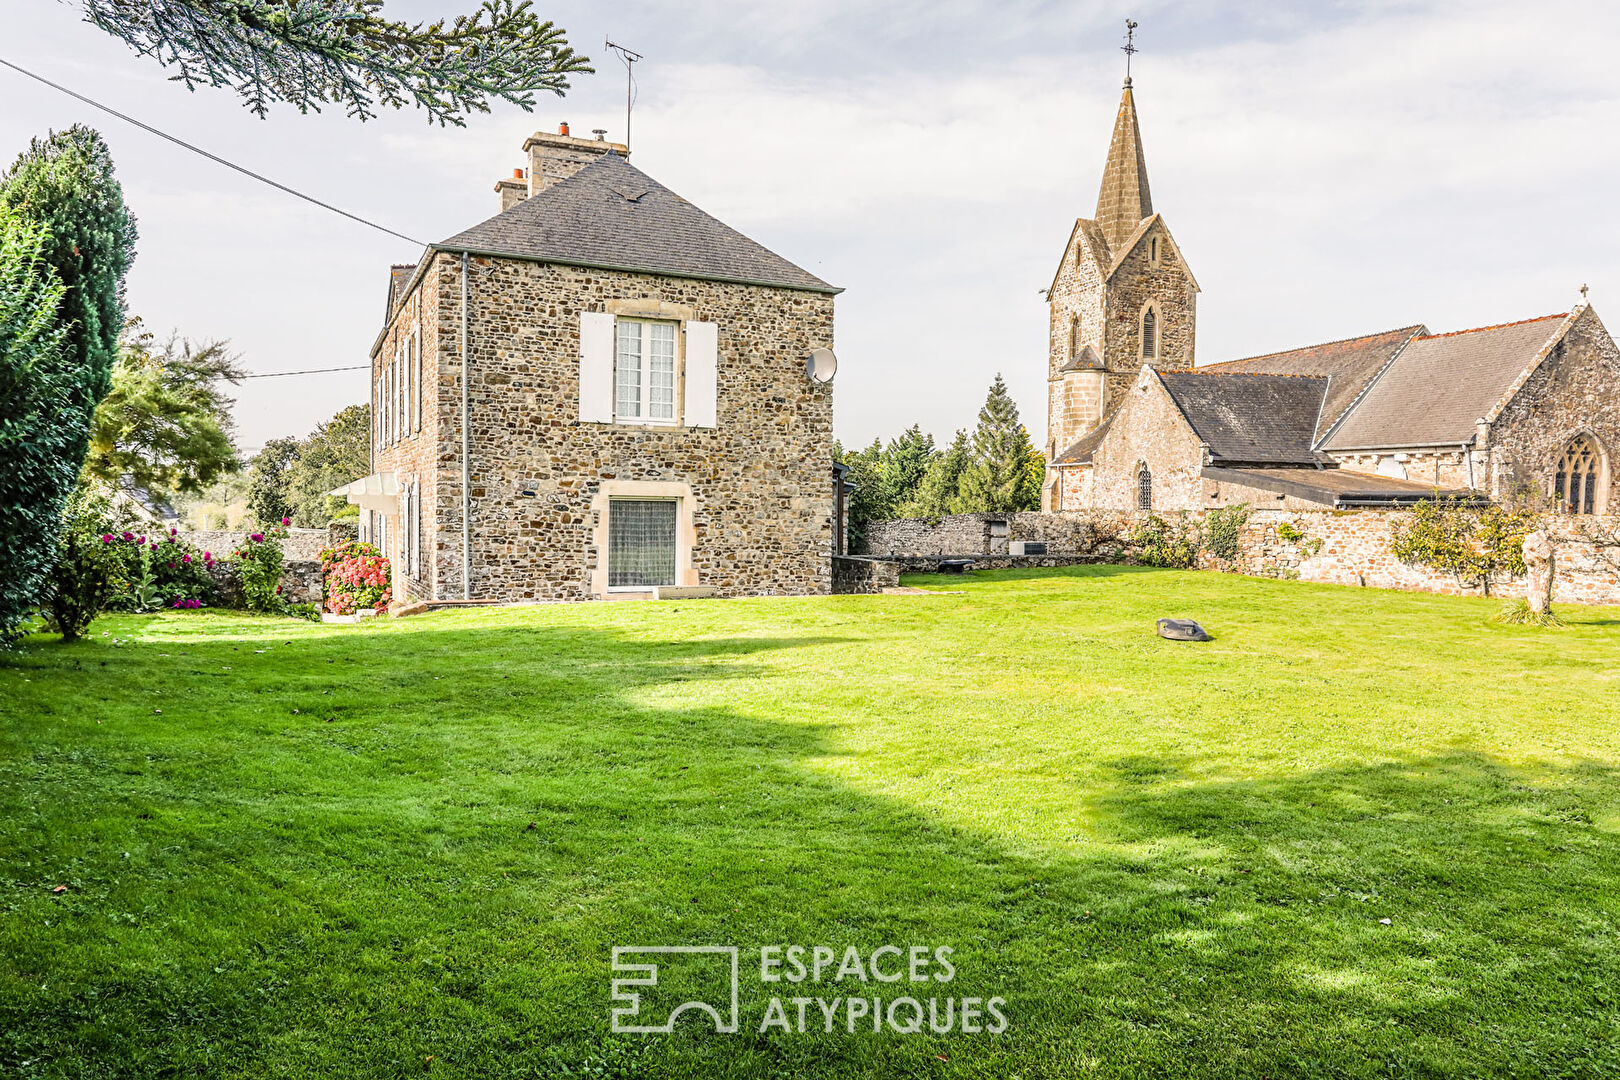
top-left (319, 540), bottom-right (391, 615)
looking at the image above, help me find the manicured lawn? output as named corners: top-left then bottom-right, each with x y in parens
top-left (2, 567), bottom-right (1619, 1079)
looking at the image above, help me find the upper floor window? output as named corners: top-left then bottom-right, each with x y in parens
top-left (1068, 316), bottom-right (1079, 363)
top-left (1555, 434), bottom-right (1604, 514)
top-left (1149, 236), bottom-right (1160, 266)
top-left (1141, 304), bottom-right (1159, 360)
top-left (615, 318), bottom-right (677, 423)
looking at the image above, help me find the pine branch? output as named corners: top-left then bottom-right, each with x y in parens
top-left (78, 0), bottom-right (593, 126)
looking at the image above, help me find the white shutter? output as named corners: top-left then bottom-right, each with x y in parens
top-left (578, 311), bottom-right (616, 423)
top-left (683, 321), bottom-right (718, 428)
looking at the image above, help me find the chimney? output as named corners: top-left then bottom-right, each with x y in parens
top-left (494, 168), bottom-right (529, 212)
top-left (523, 123), bottom-right (630, 195)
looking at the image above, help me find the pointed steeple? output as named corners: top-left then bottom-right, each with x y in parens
top-left (1094, 78), bottom-right (1153, 254)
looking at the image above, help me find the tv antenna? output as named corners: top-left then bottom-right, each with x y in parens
top-left (604, 38), bottom-right (643, 151)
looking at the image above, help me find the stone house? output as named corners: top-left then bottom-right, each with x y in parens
top-left (339, 126), bottom-right (842, 602)
top-left (1046, 76), bottom-right (1619, 516)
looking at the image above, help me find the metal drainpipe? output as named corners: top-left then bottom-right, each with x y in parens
top-left (460, 251), bottom-right (471, 600)
top-left (1464, 442), bottom-right (1474, 490)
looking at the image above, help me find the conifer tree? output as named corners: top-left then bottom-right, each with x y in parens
top-left (956, 374), bottom-right (1042, 513)
top-left (902, 429), bottom-right (969, 520)
top-left (0, 208), bottom-right (71, 643)
top-left (79, 0), bottom-right (590, 126)
top-left (880, 424), bottom-right (935, 513)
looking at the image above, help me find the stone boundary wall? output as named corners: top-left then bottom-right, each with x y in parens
top-left (173, 528), bottom-right (341, 607)
top-left (860, 510), bottom-right (1620, 606)
top-left (202, 559), bottom-right (323, 606)
top-left (830, 556), bottom-right (903, 595)
top-left (177, 527), bottom-right (334, 563)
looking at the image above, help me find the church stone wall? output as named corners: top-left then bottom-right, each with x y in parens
top-left (1488, 306), bottom-right (1620, 511)
top-left (1102, 221), bottom-right (1197, 382)
top-left (1086, 371), bottom-right (1206, 511)
top-left (861, 509), bottom-right (1620, 606)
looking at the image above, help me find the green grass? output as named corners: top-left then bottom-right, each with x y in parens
top-left (2, 566), bottom-right (1619, 1079)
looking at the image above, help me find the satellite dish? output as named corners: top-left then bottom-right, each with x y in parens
top-left (805, 347), bottom-right (838, 384)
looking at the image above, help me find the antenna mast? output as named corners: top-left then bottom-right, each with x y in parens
top-left (1122, 19), bottom-right (1139, 85)
top-left (604, 38), bottom-right (643, 151)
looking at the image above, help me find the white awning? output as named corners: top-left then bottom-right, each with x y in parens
top-left (329, 471), bottom-right (400, 513)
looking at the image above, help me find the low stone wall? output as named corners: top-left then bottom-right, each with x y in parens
top-left (174, 528), bottom-right (334, 607)
top-left (179, 527), bottom-right (333, 563)
top-left (830, 555), bottom-right (903, 594)
top-left (860, 509), bottom-right (1620, 606)
top-left (203, 559), bottom-right (323, 606)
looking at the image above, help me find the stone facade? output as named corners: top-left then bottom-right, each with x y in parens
top-left (368, 255), bottom-right (836, 603)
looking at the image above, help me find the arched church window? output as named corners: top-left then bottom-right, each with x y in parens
top-left (1068, 316), bottom-right (1079, 363)
top-left (1149, 237), bottom-right (1160, 265)
top-left (1137, 465), bottom-right (1153, 511)
top-left (1141, 305), bottom-right (1158, 360)
top-left (1554, 434), bottom-right (1604, 514)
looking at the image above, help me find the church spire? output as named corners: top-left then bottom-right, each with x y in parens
top-left (1094, 30), bottom-right (1153, 254)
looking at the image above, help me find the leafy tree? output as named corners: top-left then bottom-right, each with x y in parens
top-left (80, 0), bottom-right (591, 125)
top-left (0, 127), bottom-right (138, 438)
top-left (0, 207), bottom-right (71, 643)
top-left (245, 437), bottom-right (300, 526)
top-left (956, 375), bottom-right (1041, 513)
top-left (879, 425), bottom-right (935, 513)
top-left (284, 404), bottom-right (370, 526)
top-left (41, 484), bottom-right (125, 642)
top-left (83, 322), bottom-right (244, 498)
top-left (1391, 497), bottom-right (1540, 596)
top-left (901, 429), bottom-right (969, 521)
top-left (836, 438), bottom-right (886, 551)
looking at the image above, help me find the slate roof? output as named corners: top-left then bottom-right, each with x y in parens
top-left (386, 263), bottom-right (415, 319)
top-left (1324, 314), bottom-right (1568, 449)
top-left (438, 153), bottom-right (838, 294)
top-left (1198, 325), bottom-right (1423, 439)
top-left (1052, 411), bottom-right (1115, 465)
top-left (1201, 465), bottom-right (1484, 507)
top-left (1159, 372), bottom-right (1328, 465)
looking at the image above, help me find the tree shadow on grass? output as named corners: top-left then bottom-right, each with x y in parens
top-left (2, 619), bottom-right (1619, 1079)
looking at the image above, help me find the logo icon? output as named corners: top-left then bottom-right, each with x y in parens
top-left (610, 946), bottom-right (740, 1034)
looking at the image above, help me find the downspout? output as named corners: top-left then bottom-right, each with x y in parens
top-left (1464, 441), bottom-right (1475, 490)
top-left (460, 251), bottom-right (471, 600)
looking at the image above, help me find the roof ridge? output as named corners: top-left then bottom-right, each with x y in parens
top-left (1163, 370), bottom-right (1328, 381)
top-left (1417, 313), bottom-right (1565, 340)
top-left (1201, 325), bottom-right (1423, 369)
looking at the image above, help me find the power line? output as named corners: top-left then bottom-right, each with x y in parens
top-left (233, 364), bottom-right (370, 379)
top-left (0, 55), bottom-right (427, 247)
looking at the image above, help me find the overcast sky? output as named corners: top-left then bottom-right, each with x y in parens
top-left (3, 0), bottom-right (1618, 456)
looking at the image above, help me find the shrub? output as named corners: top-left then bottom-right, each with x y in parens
top-left (319, 539), bottom-right (391, 615)
top-left (40, 486), bottom-right (124, 641)
top-left (1131, 513), bottom-right (1201, 569)
top-left (234, 519), bottom-right (290, 613)
top-left (1204, 503), bottom-right (1250, 562)
top-left (104, 526), bottom-right (218, 612)
top-left (1276, 521), bottom-right (1306, 543)
top-left (1391, 498), bottom-right (1540, 595)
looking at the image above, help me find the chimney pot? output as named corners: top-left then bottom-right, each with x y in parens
top-left (558, 122), bottom-right (570, 136)
top-left (513, 168), bottom-right (524, 179)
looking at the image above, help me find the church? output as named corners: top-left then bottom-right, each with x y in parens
top-left (1043, 73), bottom-right (1619, 516)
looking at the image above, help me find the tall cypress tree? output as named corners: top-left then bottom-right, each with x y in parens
top-left (0, 126), bottom-right (139, 457)
top-left (957, 374), bottom-right (1041, 513)
top-left (0, 129), bottom-right (136, 643)
top-left (0, 208), bottom-right (73, 642)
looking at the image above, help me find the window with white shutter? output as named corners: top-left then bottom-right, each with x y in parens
top-left (683, 321), bottom-right (718, 428)
top-left (614, 319), bottom-right (677, 423)
top-left (578, 311), bottom-right (616, 422)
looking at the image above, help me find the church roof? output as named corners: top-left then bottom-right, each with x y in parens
top-left (1324, 313), bottom-right (1570, 450)
top-left (1053, 410), bottom-right (1116, 465)
top-left (1095, 80), bottom-right (1153, 253)
top-left (1159, 371), bottom-right (1328, 465)
top-left (438, 152), bottom-right (839, 294)
top-left (1199, 325), bottom-right (1424, 439)
top-left (1201, 465), bottom-right (1485, 508)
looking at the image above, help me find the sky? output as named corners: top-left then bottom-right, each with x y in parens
top-left (2, 0), bottom-right (1618, 457)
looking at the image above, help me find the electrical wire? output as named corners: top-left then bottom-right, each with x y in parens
top-left (0, 54), bottom-right (427, 247)
top-left (235, 364), bottom-right (369, 379)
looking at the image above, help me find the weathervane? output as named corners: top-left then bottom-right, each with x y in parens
top-left (1122, 19), bottom-right (1139, 85)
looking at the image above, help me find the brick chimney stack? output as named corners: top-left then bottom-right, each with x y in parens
top-left (523, 123), bottom-right (629, 196)
top-left (494, 168), bottom-right (529, 212)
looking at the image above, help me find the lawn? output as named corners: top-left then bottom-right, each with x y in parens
top-left (2, 566), bottom-right (1619, 1079)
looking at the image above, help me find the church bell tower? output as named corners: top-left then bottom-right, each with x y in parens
top-left (1044, 33), bottom-right (1199, 505)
